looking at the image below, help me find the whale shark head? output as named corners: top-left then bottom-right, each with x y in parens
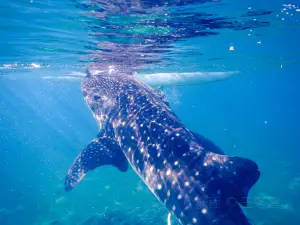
top-left (82, 66), bottom-right (162, 129)
top-left (82, 68), bottom-right (123, 128)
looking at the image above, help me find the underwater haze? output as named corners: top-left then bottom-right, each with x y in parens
top-left (0, 0), bottom-right (300, 225)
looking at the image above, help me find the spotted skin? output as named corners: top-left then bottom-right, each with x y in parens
top-left (65, 71), bottom-right (260, 225)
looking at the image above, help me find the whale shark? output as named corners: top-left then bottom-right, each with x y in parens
top-left (64, 67), bottom-right (260, 225)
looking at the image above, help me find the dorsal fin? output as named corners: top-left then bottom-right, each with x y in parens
top-left (191, 131), bottom-right (224, 155)
top-left (189, 151), bottom-right (260, 207)
top-left (219, 156), bottom-right (260, 207)
top-left (190, 131), bottom-right (259, 206)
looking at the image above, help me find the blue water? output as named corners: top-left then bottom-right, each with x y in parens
top-left (0, 0), bottom-right (300, 225)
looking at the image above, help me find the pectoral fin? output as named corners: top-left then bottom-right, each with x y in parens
top-left (64, 136), bottom-right (128, 191)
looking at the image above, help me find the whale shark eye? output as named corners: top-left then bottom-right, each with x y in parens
top-left (94, 95), bottom-right (100, 101)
